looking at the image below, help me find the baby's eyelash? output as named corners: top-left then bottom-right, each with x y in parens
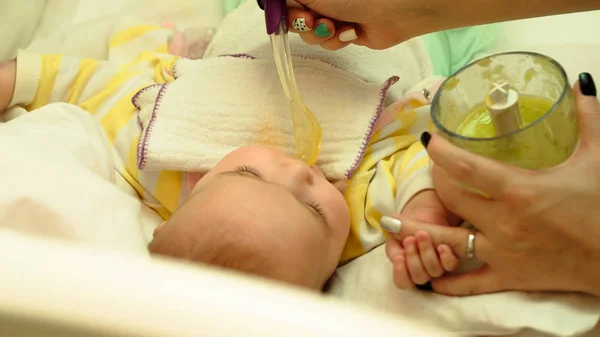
top-left (235, 165), bottom-right (263, 178)
top-left (307, 200), bottom-right (326, 218)
top-left (236, 166), bottom-right (325, 219)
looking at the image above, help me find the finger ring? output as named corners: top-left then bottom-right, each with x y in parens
top-left (467, 232), bottom-right (476, 259)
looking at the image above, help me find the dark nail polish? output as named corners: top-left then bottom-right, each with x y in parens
top-left (416, 282), bottom-right (433, 291)
top-left (420, 132), bottom-right (431, 148)
top-left (257, 0), bottom-right (264, 10)
top-left (579, 73), bottom-right (597, 97)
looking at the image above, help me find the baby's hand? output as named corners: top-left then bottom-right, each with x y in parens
top-left (384, 190), bottom-right (460, 289)
top-left (386, 230), bottom-right (460, 289)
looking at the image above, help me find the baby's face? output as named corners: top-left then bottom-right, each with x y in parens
top-left (161, 146), bottom-right (350, 288)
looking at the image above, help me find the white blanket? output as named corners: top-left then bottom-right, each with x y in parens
top-left (0, 104), bottom-right (158, 254)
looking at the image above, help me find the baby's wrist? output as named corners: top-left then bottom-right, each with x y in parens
top-left (0, 58), bottom-right (17, 112)
top-left (402, 189), bottom-right (436, 212)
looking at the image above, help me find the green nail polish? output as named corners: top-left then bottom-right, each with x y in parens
top-left (314, 23), bottom-right (332, 38)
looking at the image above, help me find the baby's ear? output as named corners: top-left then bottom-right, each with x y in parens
top-left (153, 221), bottom-right (167, 238)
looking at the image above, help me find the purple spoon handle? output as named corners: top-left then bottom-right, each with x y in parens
top-left (259, 0), bottom-right (287, 35)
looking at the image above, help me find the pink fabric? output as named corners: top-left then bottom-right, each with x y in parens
top-left (162, 21), bottom-right (186, 56)
top-left (161, 21), bottom-right (214, 59)
top-left (372, 78), bottom-right (444, 133)
top-left (186, 172), bottom-right (204, 195)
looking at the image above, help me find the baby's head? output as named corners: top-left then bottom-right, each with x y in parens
top-left (148, 146), bottom-right (350, 289)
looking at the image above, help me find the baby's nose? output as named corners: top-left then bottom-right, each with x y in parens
top-left (311, 165), bottom-right (325, 178)
top-left (282, 159), bottom-right (315, 186)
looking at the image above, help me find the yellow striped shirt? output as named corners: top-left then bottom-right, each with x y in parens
top-left (340, 98), bottom-right (434, 263)
top-left (9, 23), bottom-right (185, 219)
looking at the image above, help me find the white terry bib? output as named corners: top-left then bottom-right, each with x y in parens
top-left (134, 56), bottom-right (399, 179)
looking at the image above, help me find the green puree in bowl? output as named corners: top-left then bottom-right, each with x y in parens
top-left (455, 95), bottom-right (573, 170)
top-left (457, 95), bottom-right (553, 138)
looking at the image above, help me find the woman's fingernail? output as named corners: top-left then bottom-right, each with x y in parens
top-left (580, 73), bottom-right (597, 97)
top-left (339, 29), bottom-right (358, 42)
top-left (293, 18), bottom-right (311, 32)
top-left (314, 23), bottom-right (332, 38)
top-left (421, 132), bottom-right (431, 148)
top-left (381, 216), bottom-right (402, 234)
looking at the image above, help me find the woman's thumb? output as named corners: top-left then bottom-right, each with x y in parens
top-left (574, 73), bottom-right (600, 145)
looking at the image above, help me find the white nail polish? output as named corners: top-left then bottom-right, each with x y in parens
top-left (381, 216), bottom-right (402, 233)
top-left (339, 29), bottom-right (358, 42)
top-left (293, 18), bottom-right (311, 32)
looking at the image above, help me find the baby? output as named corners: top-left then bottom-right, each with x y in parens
top-left (148, 146), bottom-right (350, 288)
top-left (0, 18), bottom-right (459, 290)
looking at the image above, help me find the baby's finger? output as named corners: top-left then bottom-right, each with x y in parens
top-left (385, 237), bottom-right (403, 261)
top-left (288, 8), bottom-right (314, 33)
top-left (416, 231), bottom-right (444, 277)
top-left (437, 245), bottom-right (460, 272)
top-left (320, 27), bottom-right (358, 51)
top-left (404, 236), bottom-right (430, 285)
top-left (392, 255), bottom-right (415, 290)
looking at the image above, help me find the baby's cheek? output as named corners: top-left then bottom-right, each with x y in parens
top-left (332, 200), bottom-right (351, 235)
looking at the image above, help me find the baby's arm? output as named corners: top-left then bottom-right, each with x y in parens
top-left (393, 140), bottom-right (455, 226)
top-left (386, 141), bottom-right (461, 289)
top-left (4, 51), bottom-right (119, 115)
top-left (376, 78), bottom-right (461, 289)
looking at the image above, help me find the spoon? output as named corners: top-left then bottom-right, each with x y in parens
top-left (262, 0), bottom-right (322, 166)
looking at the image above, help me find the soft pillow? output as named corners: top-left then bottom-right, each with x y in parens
top-left (0, 0), bottom-right (47, 59)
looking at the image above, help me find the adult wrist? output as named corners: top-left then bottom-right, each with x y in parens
top-left (581, 256), bottom-right (600, 297)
